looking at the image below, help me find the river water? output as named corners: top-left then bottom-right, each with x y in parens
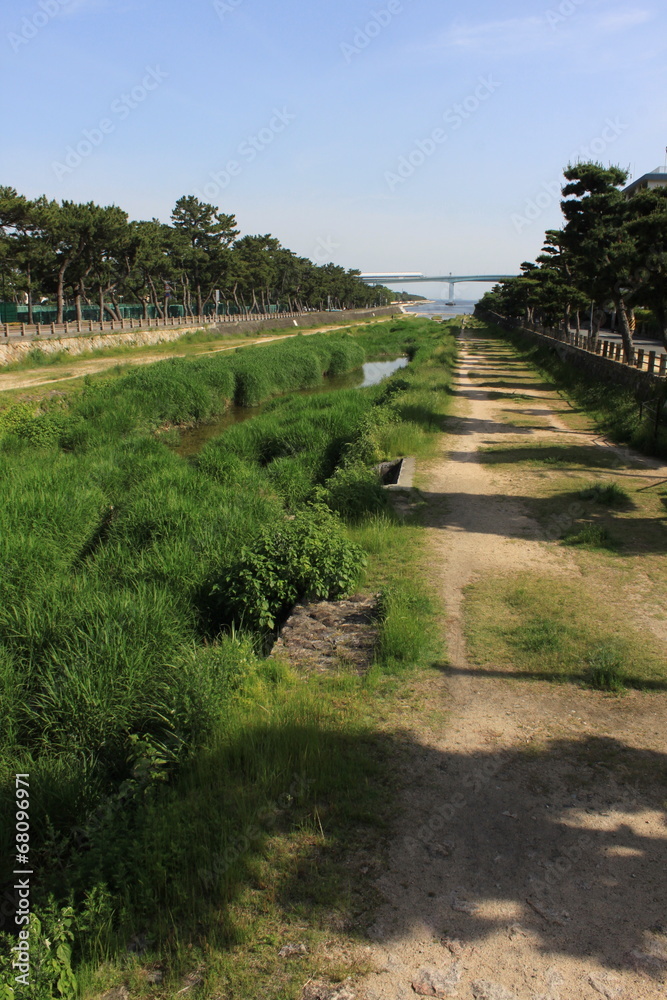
top-left (404, 298), bottom-right (478, 319)
top-left (177, 356), bottom-right (409, 456)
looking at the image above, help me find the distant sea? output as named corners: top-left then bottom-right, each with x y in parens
top-left (402, 298), bottom-right (478, 319)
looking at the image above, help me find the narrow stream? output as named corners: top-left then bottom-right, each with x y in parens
top-left (177, 357), bottom-right (408, 456)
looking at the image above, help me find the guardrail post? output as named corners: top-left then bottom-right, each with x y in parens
top-left (51, 322), bottom-right (55, 336)
top-left (21, 323), bottom-right (25, 337)
top-left (659, 355), bottom-right (667, 377)
top-left (647, 351), bottom-right (656, 375)
top-left (636, 349), bottom-right (644, 370)
top-left (36, 323), bottom-right (41, 336)
top-left (3, 323), bottom-right (8, 338)
top-left (89, 320), bottom-right (93, 332)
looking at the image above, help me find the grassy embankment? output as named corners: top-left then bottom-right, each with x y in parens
top-left (462, 324), bottom-right (667, 694)
top-left (0, 315), bottom-right (385, 376)
top-left (0, 318), bottom-right (457, 999)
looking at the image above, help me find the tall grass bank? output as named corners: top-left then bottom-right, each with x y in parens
top-left (0, 318), bottom-right (457, 998)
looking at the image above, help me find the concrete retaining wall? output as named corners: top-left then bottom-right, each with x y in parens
top-left (0, 306), bottom-right (402, 368)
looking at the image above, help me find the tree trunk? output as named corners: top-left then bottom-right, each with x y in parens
top-left (148, 277), bottom-right (164, 318)
top-left (56, 260), bottom-right (69, 324)
top-left (590, 307), bottom-right (603, 347)
top-left (562, 305), bottom-right (570, 336)
top-left (613, 296), bottom-right (635, 364)
top-left (75, 283), bottom-right (83, 323)
top-left (27, 264), bottom-right (33, 324)
top-left (655, 302), bottom-right (667, 348)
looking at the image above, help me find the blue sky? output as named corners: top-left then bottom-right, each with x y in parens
top-left (2, 0), bottom-right (666, 300)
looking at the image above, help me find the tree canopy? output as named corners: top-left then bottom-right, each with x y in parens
top-left (479, 162), bottom-right (667, 355)
top-left (0, 189), bottom-right (393, 322)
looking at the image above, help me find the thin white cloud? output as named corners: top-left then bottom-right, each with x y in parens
top-left (59, 0), bottom-right (138, 15)
top-left (437, 17), bottom-right (553, 56)
top-left (596, 8), bottom-right (653, 31)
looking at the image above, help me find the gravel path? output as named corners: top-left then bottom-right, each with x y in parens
top-left (355, 332), bottom-right (667, 1000)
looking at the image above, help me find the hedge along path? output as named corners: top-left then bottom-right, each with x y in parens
top-left (0, 317), bottom-right (392, 394)
top-left (354, 329), bottom-right (667, 1000)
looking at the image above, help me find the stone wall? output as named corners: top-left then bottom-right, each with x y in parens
top-left (0, 306), bottom-right (402, 368)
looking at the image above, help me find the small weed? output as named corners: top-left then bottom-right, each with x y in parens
top-left (563, 524), bottom-right (616, 549)
top-left (587, 645), bottom-right (626, 692)
top-left (579, 482), bottom-right (632, 509)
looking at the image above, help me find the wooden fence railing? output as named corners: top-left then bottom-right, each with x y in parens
top-left (515, 322), bottom-right (667, 378)
top-left (1, 311), bottom-right (306, 341)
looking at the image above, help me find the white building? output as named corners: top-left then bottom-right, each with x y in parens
top-left (623, 166), bottom-right (667, 197)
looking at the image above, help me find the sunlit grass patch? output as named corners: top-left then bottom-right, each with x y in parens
top-left (464, 573), bottom-right (666, 690)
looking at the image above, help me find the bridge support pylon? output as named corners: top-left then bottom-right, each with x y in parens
top-left (448, 283), bottom-right (455, 301)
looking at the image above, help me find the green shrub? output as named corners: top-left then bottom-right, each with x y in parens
top-left (212, 504), bottom-right (366, 630)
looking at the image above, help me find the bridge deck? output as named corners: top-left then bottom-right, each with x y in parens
top-left (360, 274), bottom-right (516, 284)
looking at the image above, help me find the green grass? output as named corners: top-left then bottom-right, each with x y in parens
top-left (464, 573), bottom-right (666, 690)
top-left (587, 645), bottom-right (627, 691)
top-left (0, 316), bottom-right (455, 1000)
top-left (579, 481), bottom-right (632, 508)
top-left (563, 524), bottom-right (617, 549)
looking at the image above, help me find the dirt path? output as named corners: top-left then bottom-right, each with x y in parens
top-left (0, 320), bottom-right (388, 394)
top-left (355, 333), bottom-right (667, 1000)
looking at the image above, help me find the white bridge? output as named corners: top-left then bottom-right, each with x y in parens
top-left (360, 272), bottom-right (516, 301)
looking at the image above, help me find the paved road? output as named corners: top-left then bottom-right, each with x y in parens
top-left (598, 331), bottom-right (667, 356)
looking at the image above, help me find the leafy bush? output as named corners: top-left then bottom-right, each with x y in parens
top-left (213, 504), bottom-right (366, 630)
